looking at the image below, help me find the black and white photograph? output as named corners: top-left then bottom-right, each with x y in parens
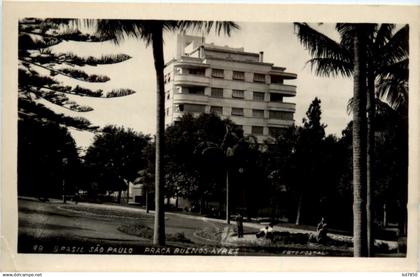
top-left (2, 2), bottom-right (420, 272)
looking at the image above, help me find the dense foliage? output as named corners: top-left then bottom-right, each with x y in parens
top-left (18, 117), bottom-right (80, 198)
top-left (83, 126), bottom-right (151, 203)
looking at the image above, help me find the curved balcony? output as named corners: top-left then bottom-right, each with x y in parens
top-left (172, 93), bottom-right (208, 104)
top-left (267, 118), bottom-right (295, 127)
top-left (172, 111), bottom-right (203, 120)
top-left (269, 83), bottom-right (296, 96)
top-left (175, 57), bottom-right (209, 68)
top-left (174, 74), bottom-right (210, 87)
top-left (267, 102), bottom-right (296, 112)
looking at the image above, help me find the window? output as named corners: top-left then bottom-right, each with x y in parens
top-left (184, 104), bottom-right (206, 113)
top-left (253, 91), bottom-right (265, 101)
top-left (210, 106), bottom-right (223, 115)
top-left (270, 93), bottom-right (283, 102)
top-left (232, 90), bottom-right (244, 99)
top-left (164, 73), bottom-right (172, 83)
top-left (252, 109), bottom-right (264, 118)
top-left (252, 126), bottom-right (264, 135)
top-left (269, 127), bottom-right (286, 137)
top-left (271, 75), bottom-right (284, 84)
top-left (188, 87), bottom-right (205, 95)
top-left (232, 71), bottom-right (245, 80)
top-left (176, 104), bottom-right (184, 112)
top-left (269, 111), bottom-right (294, 120)
top-left (166, 108), bottom-right (170, 116)
top-left (211, 68), bottom-right (224, 78)
top-left (166, 91), bottom-right (170, 100)
top-left (253, 73), bottom-right (265, 83)
top-left (231, 107), bottom-right (244, 116)
top-left (175, 67), bottom-right (182, 74)
top-left (211, 88), bottom-right (224, 98)
top-left (189, 68), bottom-right (205, 76)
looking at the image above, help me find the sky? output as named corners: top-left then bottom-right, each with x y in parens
top-left (46, 22), bottom-right (353, 149)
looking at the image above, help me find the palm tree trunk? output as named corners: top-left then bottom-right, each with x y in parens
top-left (200, 196), bottom-right (205, 214)
top-left (367, 71), bottom-right (375, 257)
top-left (352, 26), bottom-right (368, 257)
top-left (145, 187), bottom-right (150, 213)
top-left (62, 178), bottom-right (66, 204)
top-left (117, 189), bottom-right (122, 204)
top-left (152, 24), bottom-right (166, 246)
top-left (295, 194), bottom-right (303, 225)
top-left (126, 180), bottom-right (130, 204)
top-left (382, 202), bottom-right (387, 227)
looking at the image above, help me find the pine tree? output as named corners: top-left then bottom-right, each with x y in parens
top-left (294, 98), bottom-right (327, 225)
top-left (18, 18), bottom-right (136, 130)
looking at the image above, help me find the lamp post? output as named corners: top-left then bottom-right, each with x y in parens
top-left (62, 157), bottom-right (68, 204)
top-left (226, 169), bottom-right (230, 224)
top-left (222, 124), bottom-right (237, 225)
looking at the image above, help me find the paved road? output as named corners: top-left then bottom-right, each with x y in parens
top-left (17, 198), bottom-right (398, 256)
top-left (18, 198), bottom-right (231, 249)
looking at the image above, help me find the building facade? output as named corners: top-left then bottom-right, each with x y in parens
top-left (164, 34), bottom-right (297, 142)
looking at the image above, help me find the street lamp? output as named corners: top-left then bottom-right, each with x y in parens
top-left (226, 168), bottom-right (230, 224)
top-left (62, 157), bottom-right (68, 204)
top-left (225, 146), bottom-right (235, 225)
top-left (226, 166), bottom-right (244, 225)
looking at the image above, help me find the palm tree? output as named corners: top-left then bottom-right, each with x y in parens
top-left (351, 24), bottom-right (369, 257)
top-left (88, 20), bottom-right (238, 245)
top-left (221, 125), bottom-right (241, 223)
top-left (294, 23), bottom-right (408, 256)
top-left (194, 123), bottom-right (242, 224)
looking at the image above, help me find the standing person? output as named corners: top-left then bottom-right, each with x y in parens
top-left (316, 217), bottom-right (328, 243)
top-left (74, 191), bottom-right (79, 204)
top-left (236, 214), bottom-right (244, 238)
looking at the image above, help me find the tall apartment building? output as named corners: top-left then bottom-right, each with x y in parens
top-left (164, 34), bottom-right (297, 142)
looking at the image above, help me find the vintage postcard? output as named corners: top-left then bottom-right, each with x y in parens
top-left (1, 1), bottom-right (419, 272)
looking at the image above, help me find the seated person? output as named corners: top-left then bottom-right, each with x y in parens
top-left (256, 223), bottom-right (274, 240)
top-left (315, 217), bottom-right (328, 243)
top-left (265, 223), bottom-right (274, 240)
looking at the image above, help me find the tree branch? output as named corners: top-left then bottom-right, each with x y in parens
top-left (19, 58), bottom-right (108, 83)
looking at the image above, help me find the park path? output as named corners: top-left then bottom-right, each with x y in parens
top-left (18, 197), bottom-right (230, 247)
top-left (18, 198), bottom-right (149, 243)
top-left (18, 196), bottom-right (398, 250)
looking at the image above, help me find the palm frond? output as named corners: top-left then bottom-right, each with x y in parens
top-left (336, 23), bottom-right (356, 54)
top-left (375, 25), bottom-right (409, 69)
top-left (346, 96), bottom-right (397, 115)
top-left (308, 57), bottom-right (353, 78)
top-left (376, 57), bottom-right (408, 110)
top-left (376, 77), bottom-right (408, 110)
top-left (376, 58), bottom-right (408, 80)
top-left (294, 23), bottom-right (351, 62)
top-left (86, 20), bottom-right (238, 46)
top-left (93, 20), bottom-right (149, 45)
top-left (346, 97), bottom-right (354, 115)
top-left (177, 21), bottom-right (239, 36)
top-left (374, 24), bottom-right (395, 49)
top-left (374, 98), bottom-right (397, 118)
